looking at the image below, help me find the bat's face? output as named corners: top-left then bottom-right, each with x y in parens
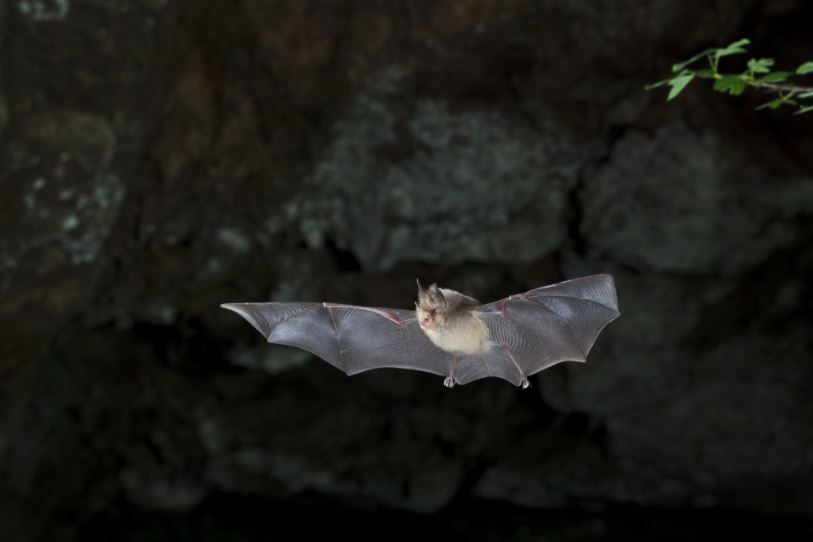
top-left (416, 281), bottom-right (447, 330)
top-left (416, 305), bottom-right (447, 330)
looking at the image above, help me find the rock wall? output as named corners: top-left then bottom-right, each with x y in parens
top-left (1, 1), bottom-right (812, 540)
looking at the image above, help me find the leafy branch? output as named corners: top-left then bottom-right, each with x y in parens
top-left (647, 38), bottom-right (813, 115)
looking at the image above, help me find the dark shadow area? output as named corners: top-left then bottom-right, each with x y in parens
top-left (82, 493), bottom-right (813, 542)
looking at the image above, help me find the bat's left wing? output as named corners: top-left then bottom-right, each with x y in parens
top-left (453, 274), bottom-right (620, 387)
top-left (220, 302), bottom-right (448, 377)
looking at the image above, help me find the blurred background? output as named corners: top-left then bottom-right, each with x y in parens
top-left (1, 1), bottom-right (812, 540)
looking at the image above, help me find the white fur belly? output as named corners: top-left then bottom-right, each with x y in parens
top-left (423, 313), bottom-right (489, 355)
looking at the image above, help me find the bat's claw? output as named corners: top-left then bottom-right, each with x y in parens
top-left (520, 378), bottom-right (530, 389)
top-left (443, 377), bottom-right (456, 388)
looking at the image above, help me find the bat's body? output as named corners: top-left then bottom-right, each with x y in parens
top-left (222, 274), bottom-right (619, 388)
top-left (417, 288), bottom-right (488, 355)
top-left (422, 308), bottom-right (488, 355)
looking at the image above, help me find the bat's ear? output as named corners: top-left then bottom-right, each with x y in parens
top-left (417, 280), bottom-right (445, 309)
top-left (427, 283), bottom-right (446, 308)
top-left (417, 279), bottom-right (429, 307)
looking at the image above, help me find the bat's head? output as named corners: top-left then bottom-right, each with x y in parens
top-left (416, 280), bottom-right (447, 330)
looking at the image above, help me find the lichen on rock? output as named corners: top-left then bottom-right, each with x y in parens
top-left (17, 0), bottom-right (70, 22)
top-left (1, 111), bottom-right (124, 277)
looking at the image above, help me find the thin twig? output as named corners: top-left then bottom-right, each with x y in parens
top-left (749, 81), bottom-right (813, 94)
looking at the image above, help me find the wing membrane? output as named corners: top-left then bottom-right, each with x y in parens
top-left (221, 303), bottom-right (447, 376)
top-left (465, 274), bottom-right (620, 385)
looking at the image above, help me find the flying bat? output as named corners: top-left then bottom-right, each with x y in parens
top-left (221, 274), bottom-right (619, 388)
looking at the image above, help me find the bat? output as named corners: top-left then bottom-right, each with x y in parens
top-left (221, 274), bottom-right (619, 388)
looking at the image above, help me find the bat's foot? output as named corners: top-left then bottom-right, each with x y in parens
top-left (520, 378), bottom-right (530, 389)
top-left (445, 354), bottom-right (458, 388)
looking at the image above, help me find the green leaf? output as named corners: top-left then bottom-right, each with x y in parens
top-left (713, 38), bottom-right (750, 61)
top-left (748, 57), bottom-right (774, 74)
top-left (760, 71), bottom-right (790, 83)
top-left (667, 74), bottom-right (695, 100)
top-left (798, 92), bottom-right (813, 99)
top-left (796, 62), bottom-right (813, 75)
top-left (794, 105), bottom-right (813, 115)
top-left (672, 49), bottom-right (713, 72)
top-left (713, 75), bottom-right (746, 95)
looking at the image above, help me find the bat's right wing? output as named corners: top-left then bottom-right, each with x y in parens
top-left (454, 274), bottom-right (620, 387)
top-left (221, 302), bottom-right (448, 377)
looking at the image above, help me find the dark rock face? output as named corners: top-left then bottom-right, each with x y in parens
top-left (293, 68), bottom-right (601, 270)
top-left (1, 1), bottom-right (812, 540)
top-left (581, 121), bottom-right (813, 274)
